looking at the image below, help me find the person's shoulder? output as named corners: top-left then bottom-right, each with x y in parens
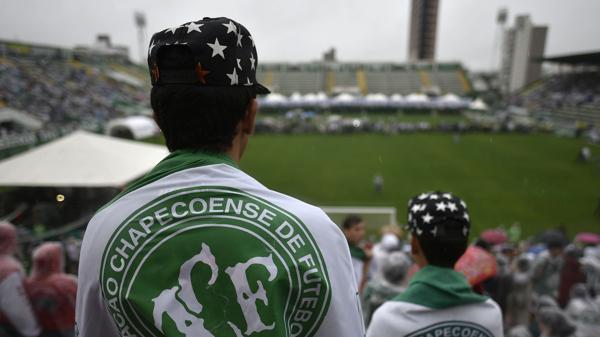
top-left (234, 169), bottom-right (335, 225)
top-left (454, 297), bottom-right (502, 318)
top-left (367, 301), bottom-right (414, 337)
top-left (465, 298), bottom-right (504, 336)
top-left (483, 298), bottom-right (503, 318)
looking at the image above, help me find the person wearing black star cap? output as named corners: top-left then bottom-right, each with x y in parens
top-left (76, 17), bottom-right (364, 337)
top-left (367, 192), bottom-right (503, 337)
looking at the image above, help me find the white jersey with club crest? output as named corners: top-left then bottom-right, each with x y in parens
top-left (76, 151), bottom-right (364, 337)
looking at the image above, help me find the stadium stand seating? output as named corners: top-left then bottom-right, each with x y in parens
top-left (331, 69), bottom-right (359, 94)
top-left (265, 70), bottom-right (325, 95)
top-left (519, 72), bottom-right (600, 125)
top-left (0, 40), bottom-right (149, 151)
top-left (428, 71), bottom-right (469, 95)
top-left (257, 63), bottom-right (471, 96)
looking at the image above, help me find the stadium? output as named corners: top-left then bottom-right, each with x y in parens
top-left (1, 40), bottom-right (597, 236)
top-left (0, 1), bottom-right (600, 336)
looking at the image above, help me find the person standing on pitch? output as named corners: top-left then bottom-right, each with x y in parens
top-left (367, 192), bottom-right (503, 337)
top-left (76, 17), bottom-right (364, 337)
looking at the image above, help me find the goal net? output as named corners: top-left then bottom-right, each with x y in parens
top-left (319, 206), bottom-right (399, 239)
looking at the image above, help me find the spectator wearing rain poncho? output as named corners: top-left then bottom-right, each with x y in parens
top-left (565, 284), bottom-right (600, 337)
top-left (362, 251), bottom-right (411, 326)
top-left (532, 236), bottom-right (566, 298)
top-left (529, 296), bottom-right (560, 337)
top-left (580, 250), bottom-right (600, 297)
top-left (558, 246), bottom-right (586, 308)
top-left (0, 222), bottom-right (40, 337)
top-left (537, 308), bottom-right (576, 337)
top-left (26, 242), bottom-right (77, 337)
top-left (505, 255), bottom-right (533, 329)
top-left (370, 230), bottom-right (402, 279)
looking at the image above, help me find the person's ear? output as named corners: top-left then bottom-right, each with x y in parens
top-left (411, 235), bottom-right (419, 256)
top-left (241, 98), bottom-right (257, 135)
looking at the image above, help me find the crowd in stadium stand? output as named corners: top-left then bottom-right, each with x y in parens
top-left (523, 72), bottom-right (600, 110)
top-left (342, 215), bottom-right (600, 337)
top-left (2, 51), bottom-right (598, 154)
top-left (0, 54), bottom-right (147, 137)
top-left (516, 72), bottom-right (600, 133)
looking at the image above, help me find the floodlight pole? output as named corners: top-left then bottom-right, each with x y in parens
top-left (134, 12), bottom-right (147, 64)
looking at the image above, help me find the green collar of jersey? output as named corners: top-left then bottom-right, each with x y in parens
top-left (393, 265), bottom-right (487, 309)
top-left (348, 243), bottom-right (367, 261)
top-left (101, 150), bottom-right (238, 211)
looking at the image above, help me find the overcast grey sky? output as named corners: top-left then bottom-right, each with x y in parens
top-left (1, 0), bottom-right (599, 71)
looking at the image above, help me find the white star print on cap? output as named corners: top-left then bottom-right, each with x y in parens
top-left (207, 38), bottom-right (227, 59)
top-left (185, 22), bottom-right (203, 34)
top-left (147, 17), bottom-right (270, 93)
top-left (222, 20), bottom-right (237, 34)
top-left (226, 67), bottom-right (239, 85)
top-left (407, 191), bottom-right (471, 238)
top-left (164, 25), bottom-right (181, 35)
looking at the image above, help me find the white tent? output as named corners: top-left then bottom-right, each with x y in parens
top-left (469, 98), bottom-right (489, 111)
top-left (106, 115), bottom-right (160, 140)
top-left (290, 92), bottom-right (303, 102)
top-left (264, 93), bottom-right (287, 103)
top-left (333, 93), bottom-right (355, 102)
top-left (440, 93), bottom-right (461, 102)
top-left (365, 93), bottom-right (388, 102)
top-left (303, 93), bottom-right (319, 102)
top-left (406, 93), bottom-right (429, 102)
top-left (389, 94), bottom-right (405, 102)
top-left (0, 108), bottom-right (44, 130)
top-left (0, 131), bottom-right (168, 187)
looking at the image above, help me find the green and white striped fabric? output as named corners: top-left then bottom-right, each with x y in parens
top-left (76, 150), bottom-right (364, 337)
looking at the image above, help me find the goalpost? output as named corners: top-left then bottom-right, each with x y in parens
top-left (319, 206), bottom-right (399, 238)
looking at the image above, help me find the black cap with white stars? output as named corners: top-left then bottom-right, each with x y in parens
top-left (407, 192), bottom-right (471, 239)
top-left (147, 17), bottom-right (270, 95)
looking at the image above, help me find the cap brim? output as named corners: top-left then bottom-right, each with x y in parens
top-left (254, 83), bottom-right (271, 95)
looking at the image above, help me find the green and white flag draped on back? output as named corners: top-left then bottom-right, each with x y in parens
top-left (367, 266), bottom-right (504, 337)
top-left (75, 150), bottom-right (364, 337)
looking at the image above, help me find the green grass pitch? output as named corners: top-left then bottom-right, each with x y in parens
top-left (146, 133), bottom-right (600, 239)
top-left (239, 133), bottom-right (600, 239)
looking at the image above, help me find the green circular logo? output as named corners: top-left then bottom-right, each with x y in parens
top-left (100, 187), bottom-right (331, 337)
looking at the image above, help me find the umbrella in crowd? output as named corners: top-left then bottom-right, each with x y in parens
top-left (481, 229), bottom-right (508, 245)
top-left (575, 232), bottom-right (600, 245)
top-left (455, 245), bottom-right (498, 286)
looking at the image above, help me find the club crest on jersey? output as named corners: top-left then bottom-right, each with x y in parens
top-left (100, 187), bottom-right (331, 337)
top-left (406, 321), bottom-right (494, 337)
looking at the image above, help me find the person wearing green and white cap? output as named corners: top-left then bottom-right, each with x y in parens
top-left (367, 192), bottom-right (503, 337)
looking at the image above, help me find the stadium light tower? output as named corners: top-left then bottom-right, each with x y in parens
top-left (490, 8), bottom-right (508, 72)
top-left (408, 0), bottom-right (440, 63)
top-left (134, 11), bottom-right (147, 64)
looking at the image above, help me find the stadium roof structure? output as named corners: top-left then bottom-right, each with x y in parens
top-left (542, 51), bottom-right (600, 65)
top-left (0, 131), bottom-right (168, 187)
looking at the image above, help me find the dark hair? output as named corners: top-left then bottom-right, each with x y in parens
top-left (417, 219), bottom-right (468, 268)
top-left (150, 45), bottom-right (254, 152)
top-left (342, 215), bottom-right (363, 230)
